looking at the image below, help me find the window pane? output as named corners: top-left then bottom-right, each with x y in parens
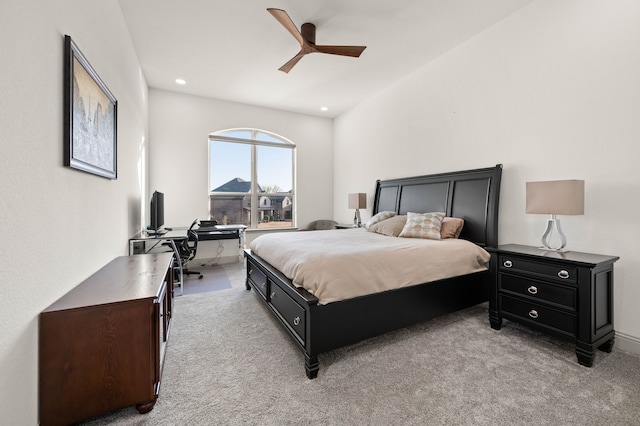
top-left (210, 141), bottom-right (250, 192)
top-left (257, 145), bottom-right (292, 193)
top-left (220, 130), bottom-right (253, 139)
top-left (208, 129), bottom-right (295, 230)
top-left (209, 195), bottom-right (250, 226)
top-left (257, 195), bottom-right (293, 229)
top-left (256, 131), bottom-right (285, 143)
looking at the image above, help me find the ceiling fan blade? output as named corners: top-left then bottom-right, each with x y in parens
top-left (267, 8), bottom-right (304, 46)
top-left (315, 45), bottom-right (367, 57)
top-left (278, 51), bottom-right (306, 73)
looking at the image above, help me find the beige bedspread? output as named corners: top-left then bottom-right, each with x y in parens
top-left (249, 228), bottom-right (491, 305)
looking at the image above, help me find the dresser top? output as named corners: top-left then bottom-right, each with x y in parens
top-left (42, 253), bottom-right (174, 313)
top-left (489, 244), bottom-right (619, 266)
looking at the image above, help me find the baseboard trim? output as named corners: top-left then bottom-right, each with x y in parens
top-left (615, 331), bottom-right (640, 355)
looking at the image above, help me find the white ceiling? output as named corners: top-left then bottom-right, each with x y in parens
top-left (118, 0), bottom-right (534, 118)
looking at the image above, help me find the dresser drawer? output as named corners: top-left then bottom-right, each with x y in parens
top-left (499, 295), bottom-right (575, 336)
top-left (247, 263), bottom-right (268, 300)
top-left (499, 274), bottom-right (576, 310)
top-left (269, 282), bottom-right (306, 344)
top-left (499, 255), bottom-right (577, 284)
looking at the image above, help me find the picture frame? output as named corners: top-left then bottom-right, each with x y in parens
top-left (64, 35), bottom-right (117, 179)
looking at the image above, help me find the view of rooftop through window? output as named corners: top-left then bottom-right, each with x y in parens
top-left (209, 129), bottom-right (295, 229)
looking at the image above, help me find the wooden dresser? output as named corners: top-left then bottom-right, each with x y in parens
top-left (487, 244), bottom-right (618, 367)
top-left (39, 253), bottom-right (174, 426)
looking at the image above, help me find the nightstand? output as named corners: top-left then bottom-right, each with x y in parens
top-left (487, 244), bottom-right (619, 367)
top-left (335, 224), bottom-right (358, 229)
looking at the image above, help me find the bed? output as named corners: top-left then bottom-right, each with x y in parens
top-left (244, 164), bottom-right (502, 378)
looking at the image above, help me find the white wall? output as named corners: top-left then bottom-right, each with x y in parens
top-left (334, 0), bottom-right (640, 351)
top-left (148, 89), bottom-right (334, 245)
top-left (0, 1), bottom-right (148, 424)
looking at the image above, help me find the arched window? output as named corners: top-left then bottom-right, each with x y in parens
top-left (208, 129), bottom-right (295, 229)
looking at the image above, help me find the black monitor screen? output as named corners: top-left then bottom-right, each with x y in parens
top-left (150, 191), bottom-right (164, 231)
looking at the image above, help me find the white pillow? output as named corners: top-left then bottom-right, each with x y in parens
top-left (364, 211), bottom-right (396, 230)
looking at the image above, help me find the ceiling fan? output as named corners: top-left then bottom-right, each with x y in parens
top-left (267, 8), bottom-right (367, 73)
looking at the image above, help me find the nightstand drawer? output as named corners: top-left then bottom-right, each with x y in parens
top-left (499, 255), bottom-right (577, 283)
top-left (500, 274), bottom-right (576, 310)
top-left (500, 295), bottom-right (575, 335)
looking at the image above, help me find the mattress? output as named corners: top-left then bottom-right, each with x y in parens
top-left (249, 228), bottom-right (491, 304)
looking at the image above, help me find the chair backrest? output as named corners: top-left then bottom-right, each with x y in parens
top-left (185, 229), bottom-right (198, 260)
top-left (299, 219), bottom-right (338, 231)
top-left (179, 219), bottom-right (200, 263)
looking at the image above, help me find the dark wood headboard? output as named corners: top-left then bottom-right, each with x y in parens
top-left (372, 164), bottom-right (502, 248)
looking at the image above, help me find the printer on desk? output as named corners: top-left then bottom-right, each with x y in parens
top-left (197, 220), bottom-right (218, 232)
top-left (195, 221), bottom-right (246, 240)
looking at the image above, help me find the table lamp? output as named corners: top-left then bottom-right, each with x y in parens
top-left (348, 193), bottom-right (367, 227)
top-left (526, 179), bottom-right (584, 252)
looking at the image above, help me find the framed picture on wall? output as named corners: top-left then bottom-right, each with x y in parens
top-left (63, 35), bottom-right (117, 179)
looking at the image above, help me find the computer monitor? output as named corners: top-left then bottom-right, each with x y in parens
top-left (149, 190), bottom-right (165, 233)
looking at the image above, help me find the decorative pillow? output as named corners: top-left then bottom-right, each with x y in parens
top-left (440, 217), bottom-right (464, 239)
top-left (368, 215), bottom-right (407, 237)
top-left (398, 212), bottom-right (445, 240)
top-left (364, 211), bottom-right (396, 230)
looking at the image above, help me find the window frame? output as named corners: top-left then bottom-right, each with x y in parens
top-left (208, 129), bottom-right (296, 230)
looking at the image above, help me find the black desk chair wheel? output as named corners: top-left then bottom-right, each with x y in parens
top-left (176, 219), bottom-right (203, 280)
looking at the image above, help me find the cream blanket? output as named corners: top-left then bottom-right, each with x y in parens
top-left (249, 228), bottom-right (491, 305)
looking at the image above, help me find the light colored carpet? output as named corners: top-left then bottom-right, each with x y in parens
top-left (180, 265), bottom-right (231, 296)
top-left (81, 262), bottom-right (640, 425)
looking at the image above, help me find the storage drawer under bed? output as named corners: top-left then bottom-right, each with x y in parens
top-left (269, 280), bottom-right (306, 344)
top-left (247, 263), bottom-right (268, 300)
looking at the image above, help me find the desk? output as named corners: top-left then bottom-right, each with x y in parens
top-left (197, 225), bottom-right (247, 264)
top-left (129, 229), bottom-right (190, 255)
top-left (129, 225), bottom-right (247, 261)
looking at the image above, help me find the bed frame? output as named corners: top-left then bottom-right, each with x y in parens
top-left (244, 164), bottom-right (502, 378)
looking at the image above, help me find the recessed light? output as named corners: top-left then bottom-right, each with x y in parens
top-left (175, 78), bottom-right (186, 85)
top-left (320, 106), bottom-right (328, 111)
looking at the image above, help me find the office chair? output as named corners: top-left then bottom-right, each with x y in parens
top-left (298, 219), bottom-right (338, 231)
top-left (176, 219), bottom-right (203, 280)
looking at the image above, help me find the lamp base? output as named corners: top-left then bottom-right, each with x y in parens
top-left (353, 209), bottom-right (362, 227)
top-left (539, 215), bottom-right (569, 252)
top-left (537, 246), bottom-right (570, 253)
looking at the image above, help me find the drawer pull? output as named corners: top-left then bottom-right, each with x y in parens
top-left (271, 292), bottom-right (276, 299)
top-left (529, 310), bottom-right (539, 319)
top-left (558, 270), bottom-right (569, 279)
top-left (293, 316), bottom-right (300, 326)
top-left (527, 286), bottom-right (538, 295)
top-left (261, 282), bottom-right (266, 290)
top-left (248, 268), bottom-right (253, 275)
top-left (503, 260), bottom-right (513, 268)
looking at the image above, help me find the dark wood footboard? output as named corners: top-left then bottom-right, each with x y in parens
top-left (245, 249), bottom-right (489, 378)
